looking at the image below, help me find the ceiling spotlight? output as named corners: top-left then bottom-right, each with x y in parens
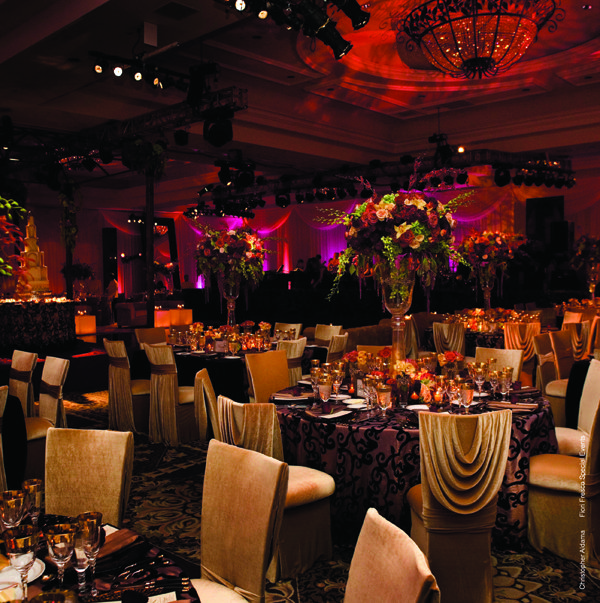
top-left (153, 75), bottom-right (163, 88)
top-left (524, 171), bottom-right (535, 186)
top-left (255, 0), bottom-right (269, 18)
top-left (218, 166), bottom-right (232, 186)
top-left (457, 145), bottom-right (465, 153)
top-left (275, 193), bottom-right (290, 208)
top-left (299, 2), bottom-right (353, 60)
top-left (235, 0), bottom-right (246, 10)
top-left (132, 64), bottom-right (143, 81)
top-left (202, 107), bottom-right (234, 147)
top-left (236, 167), bottom-right (255, 188)
top-left (113, 65), bottom-right (124, 77)
top-left (512, 170), bottom-right (524, 186)
top-left (534, 171), bottom-right (545, 186)
top-left (494, 168), bottom-right (511, 187)
top-left (94, 59), bottom-right (108, 74)
top-left (330, 0), bottom-right (371, 30)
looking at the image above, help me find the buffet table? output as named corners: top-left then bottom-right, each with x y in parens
top-left (277, 397), bottom-right (557, 548)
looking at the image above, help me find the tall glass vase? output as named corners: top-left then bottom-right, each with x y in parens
top-left (223, 280), bottom-right (240, 327)
top-left (379, 266), bottom-right (416, 378)
top-left (587, 263), bottom-right (600, 303)
top-left (479, 267), bottom-right (495, 314)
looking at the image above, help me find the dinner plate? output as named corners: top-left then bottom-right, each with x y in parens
top-left (0, 558), bottom-right (45, 584)
top-left (347, 403), bottom-right (367, 410)
top-left (451, 400), bottom-right (482, 406)
top-left (330, 394), bottom-right (350, 400)
top-left (297, 380), bottom-right (312, 386)
top-left (343, 398), bottom-right (367, 405)
top-left (474, 392), bottom-right (489, 397)
top-left (223, 355), bottom-right (241, 359)
top-left (407, 404), bottom-right (430, 412)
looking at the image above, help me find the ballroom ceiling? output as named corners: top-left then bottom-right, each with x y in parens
top-left (0, 0), bottom-right (599, 212)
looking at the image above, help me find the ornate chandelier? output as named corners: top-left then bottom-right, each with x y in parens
top-left (399, 0), bottom-right (563, 79)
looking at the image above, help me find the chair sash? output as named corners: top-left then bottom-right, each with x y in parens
top-left (538, 351), bottom-right (555, 366)
top-left (108, 356), bottom-right (130, 370)
top-left (503, 322), bottom-right (541, 362)
top-left (286, 357), bottom-right (302, 369)
top-left (150, 364), bottom-right (178, 375)
top-left (200, 564), bottom-right (261, 603)
top-left (40, 380), bottom-right (61, 399)
top-left (9, 368), bottom-right (31, 383)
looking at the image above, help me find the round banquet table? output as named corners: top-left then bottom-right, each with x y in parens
top-left (277, 399), bottom-right (557, 548)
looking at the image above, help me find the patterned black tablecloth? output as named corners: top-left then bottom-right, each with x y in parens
top-left (278, 398), bottom-right (557, 548)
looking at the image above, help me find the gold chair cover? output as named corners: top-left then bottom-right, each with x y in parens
top-left (143, 344), bottom-right (207, 446)
top-left (474, 347), bottom-right (524, 382)
top-left (195, 440), bottom-right (288, 603)
top-left (345, 508), bottom-right (440, 603)
top-left (276, 337), bottom-right (307, 387)
top-left (314, 324), bottom-right (342, 347)
top-left (549, 330), bottom-right (575, 380)
top-left (245, 350), bottom-right (290, 404)
top-left (45, 427), bottom-right (134, 527)
top-left (562, 321), bottom-right (591, 362)
top-left (562, 310), bottom-right (583, 324)
top-left (194, 369), bottom-right (219, 440)
top-left (533, 333), bottom-right (567, 427)
top-left (503, 322), bottom-right (541, 363)
top-left (326, 332), bottom-right (348, 363)
top-left (432, 323), bottom-right (465, 356)
top-left (408, 410), bottom-right (512, 603)
top-left (134, 327), bottom-right (167, 350)
top-left (273, 322), bottom-right (303, 340)
top-left (8, 350), bottom-right (38, 417)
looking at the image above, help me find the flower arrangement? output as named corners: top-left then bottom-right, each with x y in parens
top-left (325, 188), bottom-right (466, 299)
top-left (571, 235), bottom-right (600, 272)
top-left (0, 195), bottom-right (26, 280)
top-left (195, 227), bottom-right (266, 290)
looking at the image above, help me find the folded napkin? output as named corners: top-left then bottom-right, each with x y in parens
top-left (96, 530), bottom-right (151, 577)
top-left (272, 392), bottom-right (312, 400)
top-left (510, 387), bottom-right (541, 398)
top-left (487, 401), bottom-right (539, 412)
top-left (305, 403), bottom-right (351, 420)
top-left (98, 529), bottom-right (140, 559)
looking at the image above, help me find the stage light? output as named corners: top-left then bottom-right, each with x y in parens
top-left (236, 167), bottom-right (255, 187)
top-left (524, 171), bottom-right (535, 186)
top-left (94, 59), bottom-right (108, 74)
top-left (534, 171), bottom-right (545, 186)
top-left (494, 168), bottom-right (511, 187)
top-left (512, 170), bottom-right (524, 186)
top-left (444, 174), bottom-right (454, 186)
top-left (113, 65), bottom-right (123, 77)
top-left (457, 145), bottom-right (465, 153)
top-left (330, 0), bottom-right (370, 30)
top-left (203, 107), bottom-right (234, 147)
top-left (299, 1), bottom-right (353, 60)
top-left (346, 184), bottom-right (357, 197)
top-left (235, 0), bottom-right (246, 10)
top-left (218, 166), bottom-right (232, 186)
top-left (336, 187), bottom-right (347, 199)
top-left (429, 176), bottom-right (442, 187)
top-left (275, 192), bottom-right (290, 207)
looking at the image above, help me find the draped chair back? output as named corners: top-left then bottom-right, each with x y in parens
top-left (533, 333), bottom-right (557, 394)
top-left (562, 321), bottom-right (591, 362)
top-left (273, 323), bottom-right (303, 340)
top-left (314, 324), bottom-right (342, 347)
top-left (417, 410), bottom-right (512, 603)
top-left (195, 369), bottom-right (219, 440)
top-left (589, 315), bottom-right (600, 357)
top-left (200, 440), bottom-right (288, 603)
top-left (474, 347), bottom-right (524, 382)
top-left (326, 333), bottom-right (348, 363)
top-left (143, 344), bottom-right (207, 446)
top-left (344, 508), bottom-right (440, 603)
top-left (217, 396), bottom-right (284, 461)
top-left (245, 350), bottom-right (290, 404)
top-left (549, 330), bottom-right (575, 380)
top-left (276, 337), bottom-right (307, 387)
top-left (503, 322), bottom-right (541, 363)
top-left (562, 310), bottom-right (583, 324)
top-left (45, 427), bottom-right (134, 528)
top-left (412, 313), bottom-right (443, 351)
top-left (39, 356), bottom-right (70, 427)
top-left (135, 327), bottom-right (167, 350)
top-left (432, 323), bottom-right (465, 356)
top-left (577, 358), bottom-right (600, 437)
top-left (8, 350), bottom-right (38, 417)
top-left (103, 339), bottom-right (136, 432)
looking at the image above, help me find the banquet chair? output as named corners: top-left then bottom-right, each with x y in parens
top-left (533, 333), bottom-right (568, 427)
top-left (273, 322), bottom-right (303, 340)
top-left (344, 508), bottom-right (440, 603)
top-left (135, 327), bottom-right (167, 350)
top-left (432, 322), bottom-right (465, 356)
top-left (326, 332), bottom-right (348, 363)
top-left (0, 386), bottom-right (28, 491)
top-left (407, 410), bottom-right (512, 603)
top-left (45, 427), bottom-right (134, 528)
top-left (191, 440), bottom-right (288, 603)
top-left (24, 356), bottom-right (70, 480)
top-left (552, 358), bottom-right (600, 456)
top-left (217, 396), bottom-right (336, 582)
top-left (103, 339), bottom-right (150, 433)
top-left (527, 378), bottom-right (600, 569)
top-left (194, 369), bottom-right (220, 440)
top-left (549, 329), bottom-right (575, 380)
top-left (276, 337), bottom-right (307, 387)
top-left (314, 324), bottom-right (342, 347)
top-left (474, 347), bottom-right (524, 383)
top-left (562, 320), bottom-right (591, 362)
top-left (143, 344), bottom-right (208, 446)
top-left (562, 310), bottom-right (583, 325)
top-left (503, 321), bottom-right (541, 386)
top-left (8, 349), bottom-right (38, 417)
top-left (245, 350), bottom-right (290, 404)
top-left (412, 312), bottom-right (442, 352)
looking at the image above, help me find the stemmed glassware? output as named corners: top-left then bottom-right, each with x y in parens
top-left (0, 490), bottom-right (27, 530)
top-left (331, 370), bottom-right (344, 399)
top-left (22, 480), bottom-right (42, 527)
top-left (474, 367), bottom-right (487, 397)
top-left (78, 512), bottom-right (103, 596)
top-left (499, 373), bottom-right (512, 401)
top-left (45, 523), bottom-right (78, 587)
top-left (3, 525), bottom-right (38, 601)
top-left (310, 367), bottom-right (321, 407)
top-left (73, 530), bottom-right (91, 594)
top-left (461, 383), bottom-right (475, 414)
top-left (318, 375), bottom-right (332, 406)
top-left (488, 370), bottom-right (500, 400)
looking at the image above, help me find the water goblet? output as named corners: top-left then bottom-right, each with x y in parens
top-left (0, 491), bottom-right (27, 530)
top-left (22, 480), bottom-right (42, 527)
top-left (499, 373), bottom-right (512, 401)
top-left (474, 367), bottom-right (486, 397)
top-left (310, 367), bottom-right (321, 407)
top-left (461, 383), bottom-right (475, 414)
top-left (318, 376), bottom-right (332, 405)
top-left (488, 370), bottom-right (500, 399)
top-left (331, 370), bottom-right (344, 399)
top-left (3, 525), bottom-right (38, 601)
top-left (73, 531), bottom-right (90, 595)
top-left (77, 512), bottom-right (103, 596)
top-left (44, 523), bottom-right (78, 588)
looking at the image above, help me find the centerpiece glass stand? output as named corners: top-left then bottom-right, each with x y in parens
top-left (222, 280), bottom-right (240, 327)
top-left (379, 265), bottom-right (415, 378)
top-left (479, 265), bottom-right (495, 313)
top-left (587, 263), bottom-right (600, 303)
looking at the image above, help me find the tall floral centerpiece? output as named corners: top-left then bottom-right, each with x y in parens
top-left (330, 190), bottom-right (459, 377)
top-left (458, 231), bottom-right (527, 311)
top-left (195, 227), bottom-right (266, 326)
top-left (571, 235), bottom-right (600, 302)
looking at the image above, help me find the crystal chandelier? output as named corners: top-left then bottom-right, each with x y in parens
top-left (399, 0), bottom-right (563, 79)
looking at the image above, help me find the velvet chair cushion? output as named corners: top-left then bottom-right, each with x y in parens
top-left (25, 417), bottom-right (52, 441)
top-left (528, 453), bottom-right (582, 493)
top-left (245, 351), bottom-right (290, 405)
top-left (546, 379), bottom-right (568, 397)
top-left (287, 466), bottom-right (336, 509)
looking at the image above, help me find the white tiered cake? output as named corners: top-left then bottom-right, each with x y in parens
top-left (22, 215), bottom-right (51, 294)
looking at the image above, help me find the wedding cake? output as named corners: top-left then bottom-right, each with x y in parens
top-left (21, 214), bottom-right (51, 294)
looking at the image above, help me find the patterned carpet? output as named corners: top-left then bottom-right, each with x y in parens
top-left (64, 391), bottom-right (600, 602)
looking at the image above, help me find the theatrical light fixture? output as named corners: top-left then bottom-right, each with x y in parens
top-left (455, 171), bottom-right (469, 185)
top-left (330, 0), bottom-right (370, 30)
top-left (218, 165), bottom-right (233, 186)
top-left (235, 0), bottom-right (246, 10)
top-left (203, 107), bottom-right (234, 147)
top-left (275, 192), bottom-right (291, 207)
top-left (94, 59), bottom-right (108, 74)
top-left (494, 168), bottom-right (511, 187)
top-left (113, 65), bottom-right (123, 77)
top-left (457, 145), bottom-right (465, 154)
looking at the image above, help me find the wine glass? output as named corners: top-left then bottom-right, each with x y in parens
top-left (3, 525), bottom-right (38, 601)
top-left (488, 370), bottom-right (500, 400)
top-left (474, 367), bottom-right (486, 397)
top-left (318, 376), bottom-right (332, 405)
top-left (461, 383), bottom-right (475, 414)
top-left (45, 523), bottom-right (78, 587)
top-left (0, 490), bottom-right (27, 530)
top-left (310, 367), bottom-right (321, 407)
top-left (22, 480), bottom-right (42, 527)
top-left (331, 370), bottom-right (344, 399)
top-left (73, 530), bottom-right (90, 594)
top-left (78, 512), bottom-right (103, 596)
top-left (499, 373), bottom-right (512, 401)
